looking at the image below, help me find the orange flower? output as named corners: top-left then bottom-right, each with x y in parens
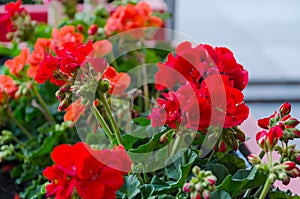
top-left (102, 66), bottom-right (131, 95)
top-left (0, 75), bottom-right (18, 102)
top-left (51, 26), bottom-right (84, 50)
top-left (5, 48), bottom-right (29, 76)
top-left (27, 38), bottom-right (51, 78)
top-left (105, 2), bottom-right (163, 36)
top-left (63, 98), bottom-right (85, 122)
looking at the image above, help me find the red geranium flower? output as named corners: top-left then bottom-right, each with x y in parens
top-left (105, 2), bottom-right (163, 36)
top-left (5, 48), bottom-right (29, 76)
top-left (202, 45), bottom-right (248, 90)
top-left (43, 142), bottom-right (132, 199)
top-left (4, 0), bottom-right (25, 17)
top-left (0, 75), bottom-right (18, 103)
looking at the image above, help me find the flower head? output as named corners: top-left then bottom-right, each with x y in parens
top-left (5, 48), bottom-right (29, 76)
top-left (105, 2), bottom-right (163, 36)
top-left (43, 142), bottom-right (132, 199)
top-left (256, 126), bottom-right (283, 151)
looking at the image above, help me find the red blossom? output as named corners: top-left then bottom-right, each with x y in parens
top-left (0, 75), bottom-right (18, 103)
top-left (105, 2), bottom-right (163, 36)
top-left (43, 142), bottom-right (132, 199)
top-left (4, 0), bottom-right (25, 17)
top-left (102, 66), bottom-right (131, 95)
top-left (256, 126), bottom-right (283, 151)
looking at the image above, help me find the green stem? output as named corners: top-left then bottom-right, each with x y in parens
top-left (32, 84), bottom-right (55, 122)
top-left (91, 104), bottom-right (115, 143)
top-left (206, 150), bottom-right (214, 164)
top-left (142, 63), bottom-right (150, 111)
top-left (98, 93), bottom-right (122, 145)
top-left (171, 134), bottom-right (184, 156)
top-left (7, 110), bottom-right (32, 139)
top-left (243, 150), bottom-right (266, 198)
top-left (259, 177), bottom-right (272, 199)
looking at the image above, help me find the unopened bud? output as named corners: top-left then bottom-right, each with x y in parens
top-left (279, 102), bottom-right (291, 117)
top-left (284, 118), bottom-right (300, 127)
top-left (183, 183), bottom-right (193, 193)
top-left (192, 166), bottom-right (201, 175)
top-left (206, 176), bottom-right (217, 185)
top-left (282, 161), bottom-right (296, 171)
top-left (269, 173), bottom-right (277, 183)
top-left (195, 183), bottom-right (201, 192)
top-left (203, 190), bottom-right (210, 199)
top-left (88, 24), bottom-right (98, 35)
top-left (278, 172), bottom-right (288, 181)
top-left (248, 154), bottom-right (262, 164)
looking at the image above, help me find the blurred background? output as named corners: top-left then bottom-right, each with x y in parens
top-left (173, 0), bottom-right (300, 119)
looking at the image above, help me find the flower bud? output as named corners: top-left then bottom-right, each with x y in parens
top-left (279, 102), bottom-right (291, 117)
top-left (206, 176), bottom-right (217, 185)
top-left (248, 154), bottom-right (262, 164)
top-left (183, 183), bottom-right (193, 193)
top-left (291, 129), bottom-right (300, 138)
top-left (287, 167), bottom-right (300, 178)
top-left (203, 190), bottom-right (210, 199)
top-left (88, 24), bottom-right (98, 35)
top-left (282, 176), bottom-right (290, 185)
top-left (284, 118), bottom-right (300, 127)
top-left (278, 172), bottom-right (288, 181)
top-left (282, 161), bottom-right (296, 171)
top-left (77, 24), bottom-right (84, 33)
top-left (192, 166), bottom-right (201, 175)
top-left (269, 173), bottom-right (277, 183)
top-left (195, 183), bottom-right (202, 192)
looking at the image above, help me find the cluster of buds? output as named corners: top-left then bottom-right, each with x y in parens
top-left (258, 102), bottom-right (300, 142)
top-left (248, 154), bottom-right (300, 185)
top-left (183, 166), bottom-right (217, 199)
top-left (214, 127), bottom-right (246, 152)
top-left (276, 144), bottom-right (300, 164)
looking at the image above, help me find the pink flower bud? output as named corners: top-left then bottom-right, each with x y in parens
top-left (247, 154), bottom-right (261, 164)
top-left (279, 102), bottom-right (291, 117)
top-left (77, 24), bottom-right (84, 33)
top-left (191, 193), bottom-right (202, 199)
top-left (206, 176), bottom-right (217, 185)
top-left (219, 141), bottom-right (227, 153)
top-left (203, 190), bottom-right (210, 199)
top-left (183, 183), bottom-right (192, 193)
top-left (292, 129), bottom-right (300, 138)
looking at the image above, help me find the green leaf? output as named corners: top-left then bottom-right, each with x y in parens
top-left (132, 117), bottom-right (151, 126)
top-left (140, 184), bottom-right (155, 199)
top-left (152, 150), bottom-right (197, 194)
top-left (117, 175), bottom-right (141, 199)
top-left (217, 153), bottom-right (246, 174)
top-left (204, 163), bottom-right (230, 185)
top-left (269, 189), bottom-right (300, 199)
top-left (211, 190), bottom-right (232, 199)
top-left (217, 168), bottom-right (267, 197)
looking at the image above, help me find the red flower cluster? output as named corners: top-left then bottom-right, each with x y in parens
top-left (257, 102), bottom-right (300, 140)
top-left (0, 75), bottom-right (18, 103)
top-left (105, 2), bottom-right (163, 36)
top-left (34, 41), bottom-right (94, 86)
top-left (43, 142), bottom-right (132, 199)
top-left (151, 41), bottom-right (249, 131)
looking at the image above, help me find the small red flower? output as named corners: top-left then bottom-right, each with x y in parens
top-left (88, 24), bottom-right (98, 35)
top-left (102, 66), bottom-right (131, 95)
top-left (256, 126), bottom-right (283, 151)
